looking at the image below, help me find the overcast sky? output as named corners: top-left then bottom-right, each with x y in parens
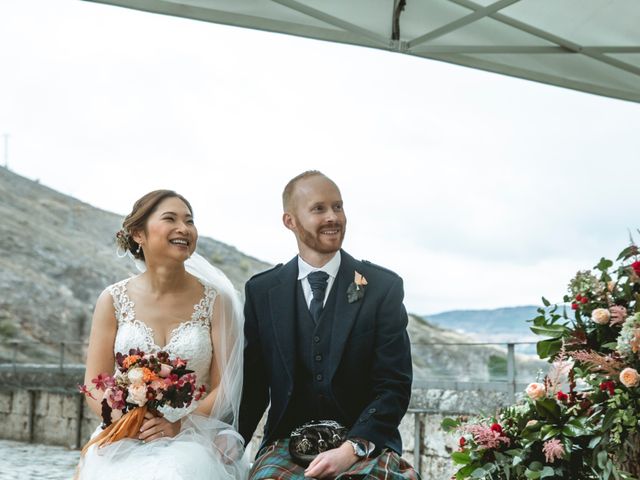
top-left (1, 0), bottom-right (639, 315)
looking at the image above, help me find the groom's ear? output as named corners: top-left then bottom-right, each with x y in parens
top-left (282, 212), bottom-right (296, 232)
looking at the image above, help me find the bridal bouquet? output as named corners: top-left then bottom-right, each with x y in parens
top-left (78, 349), bottom-right (206, 453)
top-left (444, 241), bottom-right (640, 480)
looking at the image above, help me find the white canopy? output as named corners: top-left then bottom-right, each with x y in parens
top-left (85, 0), bottom-right (640, 103)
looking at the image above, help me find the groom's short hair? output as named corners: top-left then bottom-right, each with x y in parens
top-left (282, 170), bottom-right (334, 211)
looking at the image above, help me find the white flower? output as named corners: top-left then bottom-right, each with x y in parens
top-left (526, 382), bottom-right (546, 400)
top-left (127, 384), bottom-right (148, 406)
top-left (127, 367), bottom-right (145, 385)
top-left (591, 308), bottom-right (610, 325)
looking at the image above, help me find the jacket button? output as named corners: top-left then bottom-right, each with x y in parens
top-left (314, 336), bottom-right (320, 343)
top-left (315, 354), bottom-right (322, 362)
top-left (368, 408), bottom-right (376, 413)
top-left (316, 374), bottom-right (323, 381)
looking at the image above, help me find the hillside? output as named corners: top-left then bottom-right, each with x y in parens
top-left (0, 167), bottom-right (270, 362)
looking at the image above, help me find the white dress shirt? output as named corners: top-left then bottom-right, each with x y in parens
top-left (297, 250), bottom-right (341, 309)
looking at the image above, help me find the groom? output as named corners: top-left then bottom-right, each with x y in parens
top-left (239, 171), bottom-right (418, 480)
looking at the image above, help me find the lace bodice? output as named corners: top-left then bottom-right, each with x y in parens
top-left (107, 277), bottom-right (216, 421)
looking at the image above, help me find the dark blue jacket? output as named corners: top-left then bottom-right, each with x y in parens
top-left (238, 250), bottom-right (413, 455)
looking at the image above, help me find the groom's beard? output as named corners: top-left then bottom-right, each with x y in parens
top-left (297, 221), bottom-right (345, 255)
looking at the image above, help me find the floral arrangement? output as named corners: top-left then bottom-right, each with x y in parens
top-left (78, 349), bottom-right (205, 453)
top-left (443, 243), bottom-right (640, 480)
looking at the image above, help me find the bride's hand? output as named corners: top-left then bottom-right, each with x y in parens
top-left (138, 411), bottom-right (180, 442)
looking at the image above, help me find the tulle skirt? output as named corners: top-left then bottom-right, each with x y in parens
top-left (77, 414), bottom-right (249, 480)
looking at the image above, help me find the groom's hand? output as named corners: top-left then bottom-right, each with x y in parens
top-left (304, 442), bottom-right (358, 479)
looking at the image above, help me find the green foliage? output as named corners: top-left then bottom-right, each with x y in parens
top-left (446, 242), bottom-right (640, 480)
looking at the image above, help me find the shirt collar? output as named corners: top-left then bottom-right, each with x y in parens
top-left (297, 250), bottom-right (341, 280)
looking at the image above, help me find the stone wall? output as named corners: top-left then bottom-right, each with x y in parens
top-left (0, 368), bottom-right (512, 478)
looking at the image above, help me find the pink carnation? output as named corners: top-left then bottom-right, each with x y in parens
top-left (543, 438), bottom-right (564, 463)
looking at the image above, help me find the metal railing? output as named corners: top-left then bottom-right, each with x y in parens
top-left (0, 340), bottom-right (87, 373)
top-left (1, 339), bottom-right (541, 393)
top-left (410, 340), bottom-right (541, 402)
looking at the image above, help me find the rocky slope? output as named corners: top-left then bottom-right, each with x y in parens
top-left (0, 167), bottom-right (270, 362)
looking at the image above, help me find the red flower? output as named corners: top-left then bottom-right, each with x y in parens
top-left (600, 381), bottom-right (615, 396)
top-left (571, 302), bottom-right (579, 310)
top-left (632, 261), bottom-right (640, 276)
top-left (490, 423), bottom-right (503, 434)
top-left (458, 437), bottom-right (466, 447)
top-left (580, 296), bottom-right (588, 304)
top-left (556, 391), bottom-right (568, 402)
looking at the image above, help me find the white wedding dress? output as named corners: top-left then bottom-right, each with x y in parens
top-left (78, 277), bottom-right (245, 480)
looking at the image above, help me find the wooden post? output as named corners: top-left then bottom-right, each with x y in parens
top-left (27, 390), bottom-right (36, 443)
top-left (75, 393), bottom-right (84, 449)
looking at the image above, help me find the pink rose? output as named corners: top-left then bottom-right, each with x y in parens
top-left (620, 368), bottom-right (640, 388)
top-left (104, 387), bottom-right (126, 410)
top-left (127, 384), bottom-right (148, 406)
top-left (158, 364), bottom-right (173, 378)
top-left (526, 382), bottom-right (546, 400)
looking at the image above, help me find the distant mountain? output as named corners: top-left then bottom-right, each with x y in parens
top-left (425, 306), bottom-right (539, 337)
top-left (424, 306), bottom-right (541, 353)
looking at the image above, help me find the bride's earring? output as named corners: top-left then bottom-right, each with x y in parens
top-left (136, 243), bottom-right (142, 254)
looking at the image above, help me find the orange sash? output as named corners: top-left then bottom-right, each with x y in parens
top-left (80, 405), bottom-right (148, 456)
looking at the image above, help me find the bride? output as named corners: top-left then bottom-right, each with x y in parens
top-left (77, 190), bottom-right (248, 479)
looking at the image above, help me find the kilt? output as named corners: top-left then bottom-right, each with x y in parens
top-left (249, 439), bottom-right (421, 480)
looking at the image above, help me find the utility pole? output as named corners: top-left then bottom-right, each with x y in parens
top-left (2, 133), bottom-right (8, 169)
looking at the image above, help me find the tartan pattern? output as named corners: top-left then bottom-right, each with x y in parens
top-left (249, 439), bottom-right (421, 480)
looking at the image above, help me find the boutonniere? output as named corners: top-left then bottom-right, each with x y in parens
top-left (347, 271), bottom-right (368, 304)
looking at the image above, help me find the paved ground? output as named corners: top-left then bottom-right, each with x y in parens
top-left (0, 440), bottom-right (79, 479)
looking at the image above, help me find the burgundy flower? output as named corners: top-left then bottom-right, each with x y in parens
top-left (600, 381), bottom-right (615, 396)
top-left (556, 391), bottom-right (568, 402)
top-left (632, 261), bottom-right (640, 276)
top-left (458, 437), bottom-right (466, 447)
top-left (571, 302), bottom-right (579, 310)
top-left (490, 423), bottom-right (503, 434)
top-left (580, 296), bottom-right (588, 304)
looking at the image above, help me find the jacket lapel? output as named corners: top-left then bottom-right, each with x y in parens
top-left (268, 256), bottom-right (298, 383)
top-left (328, 250), bottom-right (364, 380)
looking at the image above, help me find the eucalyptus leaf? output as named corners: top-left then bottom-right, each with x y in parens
top-left (536, 337), bottom-right (563, 359)
top-left (441, 417), bottom-right (460, 431)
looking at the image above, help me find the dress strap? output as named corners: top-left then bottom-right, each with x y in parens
top-left (106, 278), bottom-right (134, 326)
top-left (191, 284), bottom-right (217, 326)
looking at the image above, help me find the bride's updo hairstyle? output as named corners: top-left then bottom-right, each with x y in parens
top-left (116, 190), bottom-right (194, 261)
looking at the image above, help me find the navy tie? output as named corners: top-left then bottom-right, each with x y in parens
top-left (307, 271), bottom-right (329, 324)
